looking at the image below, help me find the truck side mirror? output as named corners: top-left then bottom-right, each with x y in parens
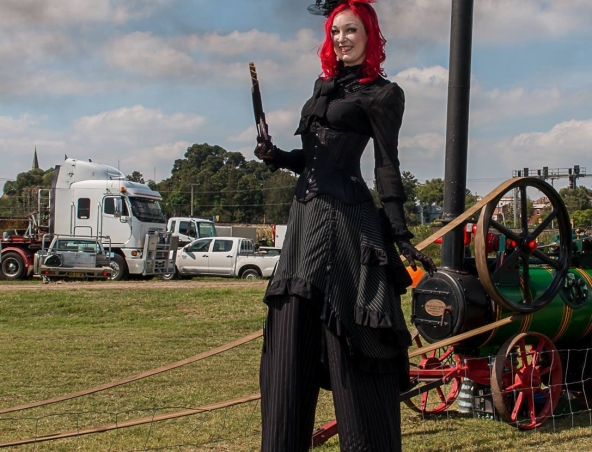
top-left (114, 198), bottom-right (123, 218)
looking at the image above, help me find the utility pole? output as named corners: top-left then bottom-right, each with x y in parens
top-left (190, 184), bottom-right (199, 217)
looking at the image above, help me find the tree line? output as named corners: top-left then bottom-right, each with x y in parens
top-left (2, 143), bottom-right (592, 228)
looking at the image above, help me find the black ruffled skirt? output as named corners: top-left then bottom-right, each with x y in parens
top-left (264, 194), bottom-right (412, 377)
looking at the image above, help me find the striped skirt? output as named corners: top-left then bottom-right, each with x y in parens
top-left (265, 193), bottom-right (412, 365)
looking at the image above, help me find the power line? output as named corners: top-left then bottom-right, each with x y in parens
top-left (160, 185), bottom-right (296, 195)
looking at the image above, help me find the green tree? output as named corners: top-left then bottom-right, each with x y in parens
top-left (560, 187), bottom-right (591, 213)
top-left (1, 168), bottom-right (53, 217)
top-left (263, 170), bottom-right (298, 224)
top-left (126, 171), bottom-right (145, 184)
top-left (370, 171), bottom-right (421, 226)
top-left (571, 209), bottom-right (592, 228)
top-left (402, 171), bottom-right (420, 226)
top-left (156, 143), bottom-right (273, 221)
top-left (417, 178), bottom-right (444, 207)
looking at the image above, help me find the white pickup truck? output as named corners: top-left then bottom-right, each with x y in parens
top-left (163, 236), bottom-right (280, 280)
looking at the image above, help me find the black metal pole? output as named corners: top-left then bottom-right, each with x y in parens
top-left (441, 0), bottom-right (474, 271)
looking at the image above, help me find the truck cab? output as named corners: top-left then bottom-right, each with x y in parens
top-left (167, 217), bottom-right (217, 247)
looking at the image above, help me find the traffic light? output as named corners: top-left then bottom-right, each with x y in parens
top-left (574, 165), bottom-right (580, 175)
top-left (569, 175), bottom-right (575, 189)
top-left (543, 167), bottom-right (548, 179)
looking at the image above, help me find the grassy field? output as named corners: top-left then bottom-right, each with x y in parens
top-left (1, 279), bottom-right (592, 451)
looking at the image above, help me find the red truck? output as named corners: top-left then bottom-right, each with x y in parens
top-left (0, 218), bottom-right (45, 280)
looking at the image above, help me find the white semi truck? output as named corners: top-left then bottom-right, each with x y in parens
top-left (0, 158), bottom-right (177, 281)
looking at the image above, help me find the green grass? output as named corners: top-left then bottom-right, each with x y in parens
top-left (1, 283), bottom-right (592, 451)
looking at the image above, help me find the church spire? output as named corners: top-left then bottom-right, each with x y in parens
top-left (32, 146), bottom-right (39, 170)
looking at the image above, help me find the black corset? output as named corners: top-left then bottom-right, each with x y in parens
top-left (294, 123), bottom-right (371, 204)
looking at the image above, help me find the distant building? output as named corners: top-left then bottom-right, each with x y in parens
top-left (32, 147), bottom-right (39, 170)
top-left (421, 204), bottom-right (443, 224)
top-left (493, 195), bottom-right (513, 224)
top-left (529, 196), bottom-right (551, 225)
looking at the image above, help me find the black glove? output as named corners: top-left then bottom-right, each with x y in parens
top-left (254, 138), bottom-right (278, 162)
top-left (254, 139), bottom-right (280, 172)
top-left (396, 240), bottom-right (437, 277)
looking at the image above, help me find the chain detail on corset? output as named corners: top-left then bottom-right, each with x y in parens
top-left (328, 75), bottom-right (368, 106)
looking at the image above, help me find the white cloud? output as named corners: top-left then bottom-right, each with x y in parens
top-left (376, 0), bottom-right (592, 45)
top-left (103, 32), bottom-right (200, 78)
top-left (0, 107), bottom-right (204, 190)
top-left (0, 71), bottom-right (117, 97)
top-left (66, 106), bottom-right (205, 180)
top-left (189, 28), bottom-right (319, 58)
top-left (0, 114), bottom-right (39, 135)
top-left (0, 0), bottom-right (173, 28)
top-left (102, 29), bottom-right (320, 84)
top-left (0, 115), bottom-right (66, 189)
top-left (71, 105), bottom-right (205, 145)
top-left (466, 118), bottom-right (592, 193)
top-left (0, 31), bottom-right (74, 63)
top-left (118, 141), bottom-right (191, 181)
top-left (474, 0), bottom-right (592, 44)
top-left (392, 66), bottom-right (590, 136)
top-left (503, 119), bottom-right (592, 160)
top-left (392, 66), bottom-right (449, 135)
top-left (471, 86), bottom-right (563, 127)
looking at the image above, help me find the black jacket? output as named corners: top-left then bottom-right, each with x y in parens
top-left (269, 67), bottom-right (413, 241)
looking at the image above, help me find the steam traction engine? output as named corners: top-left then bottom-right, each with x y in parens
top-left (403, 0), bottom-right (592, 431)
top-left (408, 176), bottom-right (592, 429)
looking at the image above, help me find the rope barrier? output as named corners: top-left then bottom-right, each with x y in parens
top-left (0, 330), bottom-right (263, 415)
top-left (0, 394), bottom-right (261, 447)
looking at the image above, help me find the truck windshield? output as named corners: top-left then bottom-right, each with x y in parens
top-left (129, 198), bottom-right (166, 223)
top-left (198, 222), bottom-right (217, 238)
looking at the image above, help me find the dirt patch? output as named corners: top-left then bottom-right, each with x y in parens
top-left (0, 280), bottom-right (268, 291)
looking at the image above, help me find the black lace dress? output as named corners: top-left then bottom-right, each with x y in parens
top-left (264, 65), bottom-right (413, 375)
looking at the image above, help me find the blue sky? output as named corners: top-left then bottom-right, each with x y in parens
top-left (1, 0), bottom-right (592, 198)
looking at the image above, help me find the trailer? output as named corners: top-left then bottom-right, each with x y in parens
top-left (0, 158), bottom-right (178, 281)
top-left (34, 234), bottom-right (113, 282)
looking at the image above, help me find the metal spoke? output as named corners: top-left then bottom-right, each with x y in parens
top-left (527, 392), bottom-right (537, 425)
top-left (532, 249), bottom-right (561, 269)
top-left (476, 178), bottom-right (571, 313)
top-left (518, 340), bottom-right (529, 366)
top-left (492, 248), bottom-right (521, 280)
top-left (490, 219), bottom-right (522, 243)
top-left (511, 392), bottom-right (525, 422)
top-left (532, 209), bottom-right (557, 238)
top-left (420, 391), bottom-right (429, 411)
top-left (521, 259), bottom-right (532, 303)
top-left (520, 185), bottom-right (528, 232)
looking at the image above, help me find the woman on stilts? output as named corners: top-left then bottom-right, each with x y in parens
top-left (255, 1), bottom-right (437, 450)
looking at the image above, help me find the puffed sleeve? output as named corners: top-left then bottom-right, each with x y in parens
top-left (367, 82), bottom-right (414, 241)
top-left (270, 148), bottom-right (306, 174)
top-left (262, 78), bottom-right (328, 175)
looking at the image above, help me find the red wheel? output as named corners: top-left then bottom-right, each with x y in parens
top-left (491, 332), bottom-right (563, 429)
top-left (404, 330), bottom-right (462, 414)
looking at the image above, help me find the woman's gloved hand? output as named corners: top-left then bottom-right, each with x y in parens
top-left (396, 240), bottom-right (437, 277)
top-left (254, 139), bottom-right (278, 162)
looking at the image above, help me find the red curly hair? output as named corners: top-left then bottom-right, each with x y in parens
top-left (318, 0), bottom-right (387, 83)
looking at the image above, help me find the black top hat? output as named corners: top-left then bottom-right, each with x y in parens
top-left (307, 0), bottom-right (345, 17)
